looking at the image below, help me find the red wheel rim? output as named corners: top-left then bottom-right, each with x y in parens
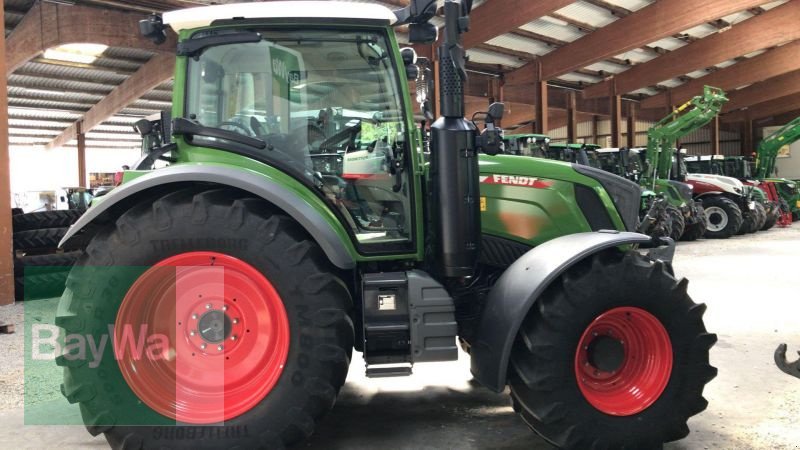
top-left (574, 307), bottom-right (672, 416)
top-left (115, 251), bottom-right (290, 423)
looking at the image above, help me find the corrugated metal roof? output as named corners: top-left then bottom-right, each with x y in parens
top-left (648, 37), bottom-right (688, 51)
top-left (486, 33), bottom-right (554, 57)
top-left (9, 74), bottom-right (117, 93)
top-left (554, 1), bottom-right (619, 28)
top-left (17, 61), bottom-right (130, 84)
top-left (519, 18), bottom-right (585, 42)
top-left (466, 48), bottom-right (524, 68)
top-left (584, 61), bottom-right (627, 75)
top-left (558, 72), bottom-right (601, 84)
top-left (605, 0), bottom-right (653, 11)
top-left (681, 23), bottom-right (719, 40)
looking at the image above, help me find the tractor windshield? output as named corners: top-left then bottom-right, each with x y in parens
top-left (184, 28), bottom-right (413, 248)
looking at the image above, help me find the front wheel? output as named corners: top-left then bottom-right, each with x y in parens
top-left (702, 196), bottom-right (742, 239)
top-left (509, 251), bottom-right (716, 449)
top-left (665, 205), bottom-right (685, 242)
top-left (56, 188), bottom-right (353, 449)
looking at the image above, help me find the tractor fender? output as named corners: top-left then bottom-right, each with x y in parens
top-left (59, 164), bottom-right (356, 269)
top-left (470, 230), bottom-right (652, 392)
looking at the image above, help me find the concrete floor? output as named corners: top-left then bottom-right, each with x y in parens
top-left (0, 226), bottom-right (799, 449)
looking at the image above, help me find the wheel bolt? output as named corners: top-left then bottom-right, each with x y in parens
top-left (190, 330), bottom-right (196, 336)
top-left (222, 305), bottom-right (228, 311)
top-left (217, 345), bottom-right (224, 351)
top-left (592, 332), bottom-right (598, 337)
top-left (233, 318), bottom-right (239, 324)
top-left (205, 303), bottom-right (212, 309)
top-left (191, 314), bottom-right (198, 319)
top-left (230, 335), bottom-right (237, 341)
top-left (200, 343), bottom-right (206, 350)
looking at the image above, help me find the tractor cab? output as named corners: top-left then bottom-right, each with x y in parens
top-left (502, 133), bottom-right (549, 157)
top-left (166, 9), bottom-right (419, 249)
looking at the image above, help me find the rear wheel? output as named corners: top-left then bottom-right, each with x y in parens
top-left (702, 196), bottom-right (742, 239)
top-left (680, 205), bottom-right (706, 241)
top-left (737, 205), bottom-right (757, 235)
top-left (509, 251), bottom-right (716, 449)
top-left (761, 202), bottom-right (779, 231)
top-left (665, 206), bottom-right (685, 241)
top-left (752, 202), bottom-right (766, 232)
top-left (56, 187), bottom-right (353, 449)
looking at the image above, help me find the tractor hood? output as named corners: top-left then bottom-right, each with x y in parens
top-left (686, 173), bottom-right (743, 195)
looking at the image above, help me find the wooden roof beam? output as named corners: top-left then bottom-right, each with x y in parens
top-left (47, 53), bottom-right (175, 149)
top-left (461, 0), bottom-right (574, 50)
top-left (640, 41), bottom-right (800, 109)
top-left (506, 0), bottom-right (772, 88)
top-left (583, 0), bottom-right (800, 98)
top-left (721, 92), bottom-right (800, 123)
top-left (723, 70), bottom-right (800, 113)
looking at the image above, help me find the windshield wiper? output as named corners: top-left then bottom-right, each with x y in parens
top-left (173, 118), bottom-right (266, 150)
top-left (177, 32), bottom-right (262, 57)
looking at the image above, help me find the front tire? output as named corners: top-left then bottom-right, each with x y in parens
top-left (509, 251), bottom-right (716, 449)
top-left (56, 187), bottom-right (353, 449)
top-left (665, 205), bottom-right (685, 242)
top-left (702, 196), bottom-right (742, 239)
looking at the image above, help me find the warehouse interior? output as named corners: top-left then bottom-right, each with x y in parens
top-left (0, 0), bottom-right (799, 449)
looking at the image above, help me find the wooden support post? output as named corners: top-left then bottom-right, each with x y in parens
top-left (566, 91), bottom-right (577, 142)
top-left (610, 94), bottom-right (622, 148)
top-left (534, 82), bottom-right (548, 134)
top-left (626, 102), bottom-right (637, 148)
top-left (0, 0), bottom-right (14, 306)
top-left (741, 118), bottom-right (754, 156)
top-left (77, 121), bottom-right (87, 188)
top-left (710, 115), bottom-right (721, 155)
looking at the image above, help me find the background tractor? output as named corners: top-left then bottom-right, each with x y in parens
top-left (754, 116), bottom-right (800, 222)
top-left (685, 154), bottom-right (777, 231)
top-left (54, 1), bottom-right (716, 449)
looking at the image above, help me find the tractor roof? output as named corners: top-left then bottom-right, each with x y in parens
top-left (163, 1), bottom-right (398, 32)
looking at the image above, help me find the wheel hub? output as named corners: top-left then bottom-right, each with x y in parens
top-left (115, 251), bottom-right (290, 424)
top-left (705, 206), bottom-right (727, 231)
top-left (586, 335), bottom-right (625, 373)
top-left (575, 307), bottom-right (673, 416)
top-left (197, 309), bottom-right (232, 343)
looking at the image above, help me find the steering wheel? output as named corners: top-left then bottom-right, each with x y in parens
top-left (218, 120), bottom-right (253, 136)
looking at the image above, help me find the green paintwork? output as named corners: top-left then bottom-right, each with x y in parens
top-left (116, 18), bottom-right (628, 268)
top-left (755, 116), bottom-right (800, 215)
top-left (640, 86), bottom-right (727, 188)
top-left (478, 155), bottom-right (625, 247)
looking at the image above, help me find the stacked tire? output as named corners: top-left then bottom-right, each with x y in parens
top-left (12, 210), bottom-right (83, 301)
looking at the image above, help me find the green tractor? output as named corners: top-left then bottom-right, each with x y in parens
top-left (501, 136), bottom-right (671, 240)
top-left (755, 116), bottom-right (800, 222)
top-left (55, 2), bottom-right (715, 449)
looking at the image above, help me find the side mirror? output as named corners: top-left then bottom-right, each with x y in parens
top-left (133, 119), bottom-right (154, 137)
top-left (487, 102), bottom-right (504, 123)
top-left (408, 22), bottom-right (438, 44)
top-left (139, 14), bottom-right (166, 45)
top-left (394, 0), bottom-right (438, 25)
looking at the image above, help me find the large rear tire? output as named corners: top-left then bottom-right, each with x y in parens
top-left (702, 196), bottom-right (742, 239)
top-left (509, 250), bottom-right (716, 449)
top-left (55, 188), bottom-right (354, 449)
